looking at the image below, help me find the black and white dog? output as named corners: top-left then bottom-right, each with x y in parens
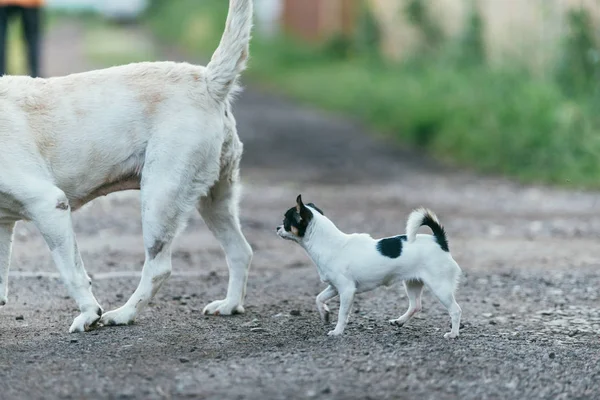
top-left (276, 195), bottom-right (462, 338)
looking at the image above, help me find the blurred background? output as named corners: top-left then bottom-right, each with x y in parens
top-left (4, 0), bottom-right (600, 187)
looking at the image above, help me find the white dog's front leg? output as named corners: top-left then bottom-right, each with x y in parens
top-left (328, 284), bottom-right (356, 336)
top-left (28, 188), bottom-right (103, 333)
top-left (0, 223), bottom-right (15, 306)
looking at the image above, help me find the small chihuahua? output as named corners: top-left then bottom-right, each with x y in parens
top-left (276, 195), bottom-right (462, 338)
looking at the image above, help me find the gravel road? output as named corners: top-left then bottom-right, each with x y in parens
top-left (1, 20), bottom-right (599, 400)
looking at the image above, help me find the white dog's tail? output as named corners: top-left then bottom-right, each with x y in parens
top-left (206, 0), bottom-right (253, 101)
top-left (406, 208), bottom-right (449, 251)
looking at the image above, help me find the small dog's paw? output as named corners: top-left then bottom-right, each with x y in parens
top-left (203, 299), bottom-right (244, 316)
top-left (100, 306), bottom-right (136, 327)
top-left (69, 307), bottom-right (103, 333)
top-left (317, 303), bottom-right (330, 324)
top-left (0, 295), bottom-right (7, 307)
top-left (327, 329), bottom-right (344, 337)
top-left (389, 319), bottom-right (404, 327)
top-left (444, 332), bottom-right (459, 339)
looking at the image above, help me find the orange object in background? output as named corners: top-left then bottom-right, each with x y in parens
top-left (0, 0), bottom-right (44, 7)
top-left (282, 0), bottom-right (356, 42)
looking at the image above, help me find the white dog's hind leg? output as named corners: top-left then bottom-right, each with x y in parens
top-left (101, 179), bottom-right (206, 326)
top-left (425, 276), bottom-right (462, 339)
top-left (199, 180), bottom-right (253, 316)
top-left (389, 279), bottom-right (423, 327)
top-left (26, 186), bottom-right (102, 333)
top-left (316, 285), bottom-right (337, 323)
top-left (0, 222), bottom-right (15, 306)
top-left (328, 283), bottom-right (356, 336)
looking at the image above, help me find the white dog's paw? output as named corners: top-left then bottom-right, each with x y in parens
top-left (100, 306), bottom-right (136, 326)
top-left (444, 332), bottom-right (459, 339)
top-left (203, 299), bottom-right (244, 316)
top-left (69, 307), bottom-right (103, 333)
top-left (327, 328), bottom-right (344, 337)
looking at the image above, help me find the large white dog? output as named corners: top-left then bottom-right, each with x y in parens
top-left (0, 0), bottom-right (254, 333)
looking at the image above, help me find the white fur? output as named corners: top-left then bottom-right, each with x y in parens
top-left (0, 0), bottom-right (254, 332)
top-left (277, 206), bottom-right (462, 338)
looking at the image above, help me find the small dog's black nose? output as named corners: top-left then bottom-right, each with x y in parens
top-left (275, 226), bottom-right (280, 232)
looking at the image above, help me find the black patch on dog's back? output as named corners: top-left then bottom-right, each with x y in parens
top-left (376, 235), bottom-right (407, 258)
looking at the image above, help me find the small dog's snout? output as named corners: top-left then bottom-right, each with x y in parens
top-left (276, 226), bottom-right (280, 232)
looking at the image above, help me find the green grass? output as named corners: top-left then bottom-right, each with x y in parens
top-left (145, 0), bottom-right (600, 188)
top-left (84, 23), bottom-right (157, 67)
top-left (247, 57), bottom-right (600, 186)
top-left (6, 20), bottom-right (27, 75)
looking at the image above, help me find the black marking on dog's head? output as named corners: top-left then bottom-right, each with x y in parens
top-left (376, 235), bottom-right (407, 258)
top-left (282, 195), bottom-right (315, 237)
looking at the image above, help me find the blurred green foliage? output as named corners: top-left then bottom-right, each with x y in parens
top-left (352, 1), bottom-right (381, 61)
top-left (404, 0), bottom-right (444, 55)
top-left (556, 9), bottom-right (600, 97)
top-left (146, 0), bottom-right (600, 187)
top-left (458, 1), bottom-right (486, 67)
top-left (5, 19), bottom-right (27, 75)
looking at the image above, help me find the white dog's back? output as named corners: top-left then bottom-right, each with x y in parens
top-left (0, 61), bottom-right (222, 211)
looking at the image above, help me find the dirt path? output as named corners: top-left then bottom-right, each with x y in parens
top-left (1, 20), bottom-right (599, 400)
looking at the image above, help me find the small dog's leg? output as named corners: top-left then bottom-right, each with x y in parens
top-left (316, 285), bottom-right (337, 323)
top-left (0, 223), bottom-right (15, 306)
top-left (390, 279), bottom-right (423, 327)
top-left (199, 181), bottom-right (253, 316)
top-left (328, 284), bottom-right (356, 336)
top-left (426, 278), bottom-right (462, 339)
top-left (27, 187), bottom-right (102, 333)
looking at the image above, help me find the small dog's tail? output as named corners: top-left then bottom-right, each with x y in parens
top-left (406, 208), bottom-right (449, 252)
top-left (205, 0), bottom-right (253, 101)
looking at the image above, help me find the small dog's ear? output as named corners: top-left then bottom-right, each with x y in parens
top-left (296, 194), bottom-right (304, 213)
top-left (297, 195), bottom-right (313, 221)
